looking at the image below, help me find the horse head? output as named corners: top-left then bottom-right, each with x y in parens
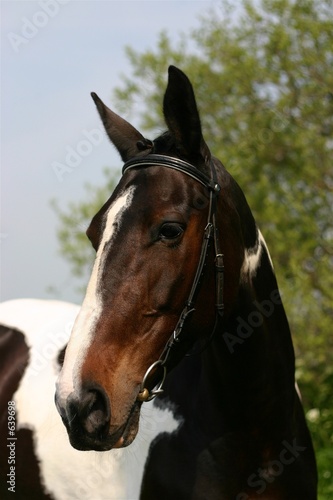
top-left (55, 67), bottom-right (244, 451)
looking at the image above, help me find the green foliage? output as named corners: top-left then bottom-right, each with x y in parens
top-left (53, 0), bottom-right (332, 495)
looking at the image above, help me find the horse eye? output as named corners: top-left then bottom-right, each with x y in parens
top-left (159, 223), bottom-right (184, 240)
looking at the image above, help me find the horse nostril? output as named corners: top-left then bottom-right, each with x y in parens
top-left (55, 384), bottom-right (111, 447)
top-left (63, 385), bottom-right (110, 441)
top-left (81, 388), bottom-right (110, 436)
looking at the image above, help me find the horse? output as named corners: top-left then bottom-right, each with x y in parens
top-left (0, 299), bottom-right (178, 499)
top-left (55, 66), bottom-right (317, 499)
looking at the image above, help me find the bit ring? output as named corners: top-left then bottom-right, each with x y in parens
top-left (137, 360), bottom-right (167, 402)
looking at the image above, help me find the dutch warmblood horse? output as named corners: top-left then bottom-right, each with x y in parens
top-left (55, 66), bottom-right (317, 499)
top-left (4, 67), bottom-right (316, 500)
top-left (56, 67), bottom-right (316, 500)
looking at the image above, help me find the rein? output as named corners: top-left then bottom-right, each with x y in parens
top-left (122, 154), bottom-right (224, 402)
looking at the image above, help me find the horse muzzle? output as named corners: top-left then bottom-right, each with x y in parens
top-left (55, 383), bottom-right (139, 451)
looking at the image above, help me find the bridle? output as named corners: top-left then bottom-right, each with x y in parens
top-left (122, 154), bottom-right (225, 402)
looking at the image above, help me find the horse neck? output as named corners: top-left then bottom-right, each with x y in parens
top-left (199, 237), bottom-right (296, 439)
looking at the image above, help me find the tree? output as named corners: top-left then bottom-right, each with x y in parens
top-left (53, 1), bottom-right (333, 496)
top-left (51, 168), bottom-right (120, 295)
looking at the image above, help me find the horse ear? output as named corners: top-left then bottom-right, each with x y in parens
top-left (91, 92), bottom-right (153, 162)
top-left (163, 66), bottom-right (211, 168)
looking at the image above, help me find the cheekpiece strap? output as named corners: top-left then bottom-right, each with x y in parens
top-left (131, 153), bottom-right (224, 402)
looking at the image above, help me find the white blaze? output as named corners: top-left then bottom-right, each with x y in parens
top-left (57, 187), bottom-right (135, 401)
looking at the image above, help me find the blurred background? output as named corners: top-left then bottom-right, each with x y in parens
top-left (2, 0), bottom-right (211, 302)
top-left (1, 0), bottom-right (332, 497)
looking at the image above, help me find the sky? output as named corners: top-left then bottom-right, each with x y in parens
top-left (1, 0), bottom-right (219, 305)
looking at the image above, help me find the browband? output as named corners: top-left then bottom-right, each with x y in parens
top-left (122, 154), bottom-right (219, 192)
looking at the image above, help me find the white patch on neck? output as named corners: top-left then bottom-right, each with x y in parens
top-left (260, 231), bottom-right (274, 270)
top-left (57, 187), bottom-right (135, 401)
top-left (241, 229), bottom-right (274, 280)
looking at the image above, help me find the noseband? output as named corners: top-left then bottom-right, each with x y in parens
top-left (122, 154), bottom-right (224, 402)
